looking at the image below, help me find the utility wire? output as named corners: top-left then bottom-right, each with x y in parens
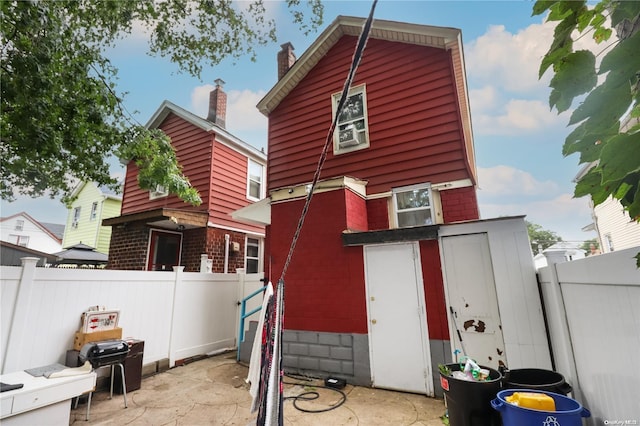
top-left (279, 0), bottom-right (379, 283)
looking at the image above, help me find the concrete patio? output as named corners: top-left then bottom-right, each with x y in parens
top-left (70, 351), bottom-right (446, 425)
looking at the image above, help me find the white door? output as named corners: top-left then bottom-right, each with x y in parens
top-left (441, 233), bottom-right (506, 368)
top-left (364, 243), bottom-right (433, 395)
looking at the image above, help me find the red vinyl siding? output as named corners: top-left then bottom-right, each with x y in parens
top-left (120, 113), bottom-right (264, 234)
top-left (121, 113), bottom-right (213, 214)
top-left (268, 36), bottom-right (471, 194)
top-left (270, 190), bottom-right (367, 334)
top-left (210, 141), bottom-right (264, 233)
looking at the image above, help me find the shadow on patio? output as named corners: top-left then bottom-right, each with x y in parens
top-left (70, 351), bottom-right (446, 425)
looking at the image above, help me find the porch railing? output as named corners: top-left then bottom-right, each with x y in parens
top-left (237, 285), bottom-right (267, 361)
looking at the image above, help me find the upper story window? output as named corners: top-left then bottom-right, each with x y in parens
top-left (90, 202), bottom-right (99, 221)
top-left (332, 84), bottom-right (370, 155)
top-left (247, 159), bottom-right (264, 201)
top-left (150, 184), bottom-right (168, 200)
top-left (14, 219), bottom-right (24, 231)
top-left (392, 183), bottom-right (434, 228)
top-left (72, 207), bottom-right (81, 228)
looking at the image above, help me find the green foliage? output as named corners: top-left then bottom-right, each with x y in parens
top-left (533, 0), bottom-right (640, 266)
top-left (580, 238), bottom-right (599, 252)
top-left (526, 221), bottom-right (563, 254)
top-left (1, 0), bottom-right (323, 204)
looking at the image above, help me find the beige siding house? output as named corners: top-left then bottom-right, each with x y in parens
top-left (576, 115), bottom-right (640, 253)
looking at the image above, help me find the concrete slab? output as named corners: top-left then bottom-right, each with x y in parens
top-left (70, 351), bottom-right (446, 425)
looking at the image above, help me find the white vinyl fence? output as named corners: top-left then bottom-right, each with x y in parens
top-left (538, 247), bottom-right (640, 425)
top-left (1, 257), bottom-right (265, 375)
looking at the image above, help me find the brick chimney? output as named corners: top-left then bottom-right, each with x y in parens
top-left (277, 42), bottom-right (296, 80)
top-left (207, 78), bottom-right (226, 128)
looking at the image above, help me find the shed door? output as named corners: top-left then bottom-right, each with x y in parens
top-left (364, 243), bottom-right (433, 395)
top-left (441, 233), bottom-right (506, 367)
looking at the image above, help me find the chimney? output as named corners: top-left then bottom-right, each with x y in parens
top-left (277, 42), bottom-right (296, 80)
top-left (207, 78), bottom-right (226, 128)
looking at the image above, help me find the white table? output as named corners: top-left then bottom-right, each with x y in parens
top-left (1, 369), bottom-right (96, 425)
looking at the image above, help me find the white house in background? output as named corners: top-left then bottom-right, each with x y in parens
top-left (0, 212), bottom-right (63, 254)
top-left (534, 241), bottom-right (586, 270)
top-left (575, 115), bottom-right (640, 253)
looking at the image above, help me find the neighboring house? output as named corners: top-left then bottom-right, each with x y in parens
top-left (533, 241), bottom-right (586, 270)
top-left (0, 240), bottom-right (56, 266)
top-left (235, 17), bottom-right (550, 397)
top-left (0, 212), bottom-right (63, 254)
top-left (575, 115), bottom-right (640, 253)
top-left (104, 80), bottom-right (267, 273)
top-left (62, 181), bottom-right (122, 255)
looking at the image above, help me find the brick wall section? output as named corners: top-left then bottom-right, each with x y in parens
top-left (107, 223), bottom-right (248, 272)
top-left (440, 186), bottom-right (479, 223)
top-left (106, 223), bottom-right (149, 270)
top-left (366, 198), bottom-right (389, 230)
top-left (345, 190), bottom-right (368, 231)
top-left (180, 228), bottom-right (207, 272)
top-left (203, 228), bottom-right (246, 273)
top-left (270, 190), bottom-right (367, 334)
top-left (419, 239), bottom-right (449, 341)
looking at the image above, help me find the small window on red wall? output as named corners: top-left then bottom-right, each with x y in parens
top-left (392, 183), bottom-right (434, 228)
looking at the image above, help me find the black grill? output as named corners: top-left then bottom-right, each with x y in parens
top-left (79, 340), bottom-right (129, 368)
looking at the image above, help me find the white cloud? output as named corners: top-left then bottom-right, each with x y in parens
top-left (190, 85), bottom-right (267, 149)
top-left (478, 165), bottom-right (559, 197)
top-left (466, 14), bottom-right (605, 137)
top-left (466, 22), bottom-right (554, 94)
top-left (191, 85), bottom-right (266, 132)
top-left (472, 97), bottom-right (566, 136)
top-left (478, 192), bottom-right (594, 242)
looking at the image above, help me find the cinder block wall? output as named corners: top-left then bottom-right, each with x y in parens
top-left (282, 330), bottom-right (371, 387)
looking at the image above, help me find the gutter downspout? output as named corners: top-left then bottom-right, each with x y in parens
top-left (224, 234), bottom-right (230, 273)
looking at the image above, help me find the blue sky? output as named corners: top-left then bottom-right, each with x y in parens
top-left (1, 0), bottom-right (599, 243)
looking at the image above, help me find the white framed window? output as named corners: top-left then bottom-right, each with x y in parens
top-left (332, 84), bottom-right (370, 155)
top-left (605, 233), bottom-right (614, 252)
top-left (247, 159), bottom-right (264, 201)
top-left (150, 184), bottom-right (168, 200)
top-left (10, 234), bottom-right (29, 247)
top-left (72, 207), bottom-right (81, 228)
top-left (245, 237), bottom-right (262, 273)
top-left (90, 202), bottom-right (99, 221)
top-left (14, 219), bottom-right (24, 231)
top-left (392, 183), bottom-right (435, 228)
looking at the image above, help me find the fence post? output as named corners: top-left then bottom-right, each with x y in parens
top-left (200, 254), bottom-right (212, 273)
top-left (540, 263), bottom-right (581, 401)
top-left (2, 257), bottom-right (39, 374)
top-left (168, 266), bottom-right (185, 368)
top-left (235, 268), bottom-right (246, 348)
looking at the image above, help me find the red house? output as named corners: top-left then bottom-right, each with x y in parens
top-left (105, 80), bottom-right (267, 273)
top-left (235, 16), bottom-right (486, 396)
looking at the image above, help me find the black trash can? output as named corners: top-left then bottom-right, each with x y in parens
top-left (502, 368), bottom-right (572, 396)
top-left (440, 363), bottom-right (502, 426)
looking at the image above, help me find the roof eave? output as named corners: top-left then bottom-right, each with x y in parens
top-left (257, 15), bottom-right (463, 116)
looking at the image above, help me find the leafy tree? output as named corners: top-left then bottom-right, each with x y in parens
top-left (580, 238), bottom-right (599, 253)
top-left (526, 221), bottom-right (563, 255)
top-left (1, 0), bottom-right (323, 206)
top-left (533, 1), bottom-right (639, 264)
